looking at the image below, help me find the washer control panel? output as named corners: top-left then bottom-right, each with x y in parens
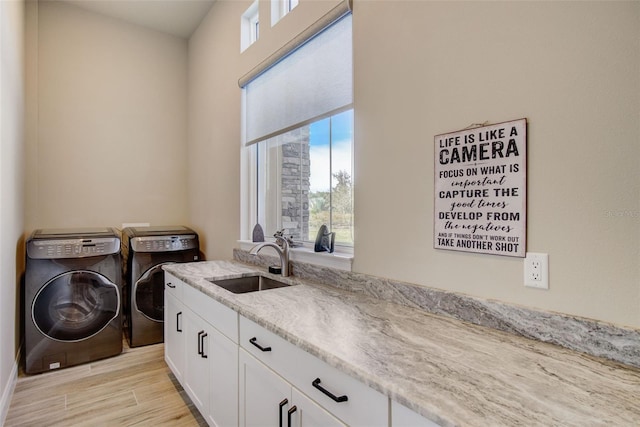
top-left (27, 237), bottom-right (121, 259)
top-left (131, 234), bottom-right (198, 253)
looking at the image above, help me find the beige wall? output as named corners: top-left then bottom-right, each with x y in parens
top-left (0, 0), bottom-right (25, 419)
top-left (187, 0), bottom-right (245, 259)
top-left (189, 1), bottom-right (639, 327)
top-left (25, 1), bottom-right (189, 231)
top-left (353, 1), bottom-right (640, 327)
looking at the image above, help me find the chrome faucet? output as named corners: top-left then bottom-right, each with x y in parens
top-left (249, 236), bottom-right (290, 277)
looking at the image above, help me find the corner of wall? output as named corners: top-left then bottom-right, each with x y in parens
top-left (0, 348), bottom-right (20, 425)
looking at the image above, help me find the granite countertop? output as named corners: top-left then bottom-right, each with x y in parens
top-left (164, 260), bottom-right (640, 427)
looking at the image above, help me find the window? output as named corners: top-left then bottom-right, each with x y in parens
top-left (255, 109), bottom-right (353, 247)
top-left (250, 13), bottom-right (260, 43)
top-left (241, 14), bottom-right (353, 254)
top-left (241, 1), bottom-right (259, 52)
top-left (271, 0), bottom-right (299, 26)
top-left (285, 0), bottom-right (300, 15)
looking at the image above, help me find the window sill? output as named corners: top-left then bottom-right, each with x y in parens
top-left (237, 240), bottom-right (353, 272)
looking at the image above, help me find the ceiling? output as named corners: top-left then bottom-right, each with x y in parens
top-left (61, 0), bottom-right (216, 39)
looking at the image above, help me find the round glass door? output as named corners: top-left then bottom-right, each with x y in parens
top-left (32, 270), bottom-right (120, 342)
top-left (134, 263), bottom-right (169, 322)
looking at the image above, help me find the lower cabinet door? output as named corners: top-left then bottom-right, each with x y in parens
top-left (184, 311), bottom-right (211, 417)
top-left (239, 349), bottom-right (348, 427)
top-left (209, 328), bottom-right (239, 427)
top-left (240, 349), bottom-right (292, 427)
top-left (164, 292), bottom-right (185, 382)
top-left (291, 388), bottom-right (346, 427)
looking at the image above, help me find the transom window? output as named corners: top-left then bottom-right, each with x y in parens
top-left (271, 0), bottom-right (299, 26)
top-left (241, 1), bottom-right (259, 52)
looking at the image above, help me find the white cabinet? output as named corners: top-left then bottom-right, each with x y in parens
top-left (239, 349), bottom-right (292, 427)
top-left (208, 329), bottom-right (239, 427)
top-left (183, 308), bottom-right (212, 416)
top-left (391, 400), bottom-right (441, 427)
top-left (165, 272), bottom-right (392, 427)
top-left (291, 387), bottom-right (345, 427)
top-left (239, 315), bottom-right (387, 427)
top-left (239, 349), bottom-right (345, 427)
top-left (164, 278), bottom-right (184, 382)
top-left (164, 273), bottom-right (239, 427)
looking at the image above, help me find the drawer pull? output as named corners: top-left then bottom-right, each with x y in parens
top-left (279, 399), bottom-right (288, 427)
top-left (200, 332), bottom-right (208, 358)
top-left (176, 312), bottom-right (182, 332)
top-left (249, 337), bottom-right (272, 352)
top-left (166, 282), bottom-right (176, 288)
top-left (287, 405), bottom-right (297, 427)
top-left (312, 378), bottom-right (348, 403)
top-left (197, 330), bottom-right (205, 355)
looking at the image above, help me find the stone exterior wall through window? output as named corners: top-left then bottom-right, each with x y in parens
top-left (279, 127), bottom-right (310, 242)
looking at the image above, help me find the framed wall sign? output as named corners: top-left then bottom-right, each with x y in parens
top-left (434, 118), bottom-right (527, 257)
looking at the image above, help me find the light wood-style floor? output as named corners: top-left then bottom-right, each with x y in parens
top-left (5, 341), bottom-right (207, 426)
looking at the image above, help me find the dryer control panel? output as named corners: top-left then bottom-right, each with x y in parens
top-left (27, 237), bottom-right (121, 259)
top-left (131, 235), bottom-right (198, 253)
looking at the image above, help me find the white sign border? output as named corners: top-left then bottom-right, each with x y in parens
top-left (433, 118), bottom-right (528, 258)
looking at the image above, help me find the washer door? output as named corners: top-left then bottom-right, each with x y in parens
top-left (32, 270), bottom-right (120, 342)
top-left (134, 263), bottom-right (170, 322)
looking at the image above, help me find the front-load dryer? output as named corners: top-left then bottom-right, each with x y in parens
top-left (122, 226), bottom-right (199, 347)
top-left (25, 227), bottom-right (123, 374)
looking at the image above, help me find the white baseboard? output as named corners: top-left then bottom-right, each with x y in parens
top-left (0, 347), bottom-right (20, 425)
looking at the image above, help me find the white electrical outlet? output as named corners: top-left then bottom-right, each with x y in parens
top-left (524, 252), bottom-right (549, 289)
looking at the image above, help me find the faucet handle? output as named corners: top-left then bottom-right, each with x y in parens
top-left (275, 235), bottom-right (290, 250)
top-left (273, 231), bottom-right (293, 249)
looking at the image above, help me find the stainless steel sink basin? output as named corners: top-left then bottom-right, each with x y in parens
top-left (209, 276), bottom-right (290, 294)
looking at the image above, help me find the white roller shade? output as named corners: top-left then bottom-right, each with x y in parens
top-left (243, 14), bottom-right (352, 145)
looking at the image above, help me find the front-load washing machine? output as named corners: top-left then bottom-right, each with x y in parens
top-left (25, 227), bottom-right (123, 374)
top-left (122, 226), bottom-right (199, 347)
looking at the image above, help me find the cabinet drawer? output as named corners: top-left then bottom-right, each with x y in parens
top-left (184, 283), bottom-right (238, 343)
top-left (164, 272), bottom-right (183, 299)
top-left (240, 315), bottom-right (297, 378)
top-left (392, 400), bottom-right (441, 427)
top-left (290, 347), bottom-right (388, 427)
top-left (240, 316), bottom-right (388, 427)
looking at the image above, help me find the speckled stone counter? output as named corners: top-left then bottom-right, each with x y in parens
top-left (164, 261), bottom-right (640, 427)
top-left (235, 249), bottom-right (640, 369)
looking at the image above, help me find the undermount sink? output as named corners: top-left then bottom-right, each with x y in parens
top-left (209, 275), bottom-right (291, 294)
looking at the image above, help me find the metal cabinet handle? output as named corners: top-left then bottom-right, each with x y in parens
top-left (312, 378), bottom-right (348, 403)
top-left (200, 332), bottom-right (208, 358)
top-left (197, 330), bottom-right (204, 355)
top-left (279, 399), bottom-right (288, 427)
top-left (287, 406), bottom-right (297, 427)
top-left (249, 337), bottom-right (272, 352)
top-left (166, 282), bottom-right (176, 288)
top-left (176, 312), bottom-right (182, 332)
